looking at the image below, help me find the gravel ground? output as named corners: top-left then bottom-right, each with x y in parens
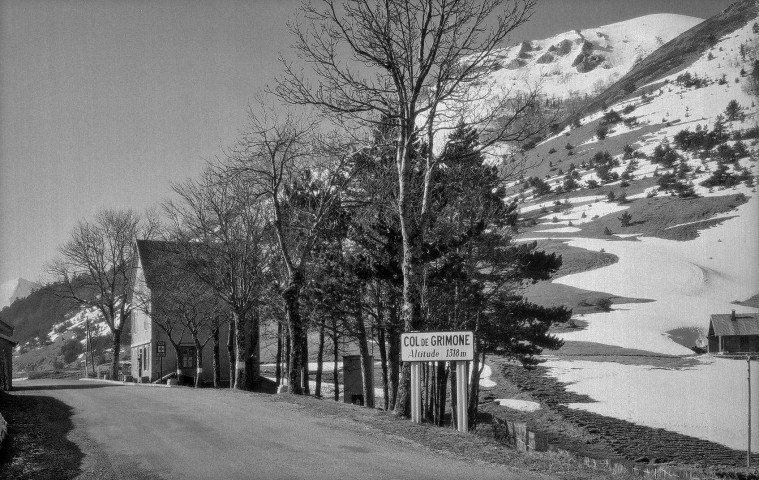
top-left (0, 391), bottom-right (84, 479)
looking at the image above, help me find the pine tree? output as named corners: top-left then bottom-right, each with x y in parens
top-left (724, 100), bottom-right (742, 121)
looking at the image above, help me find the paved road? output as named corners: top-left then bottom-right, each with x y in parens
top-left (4, 379), bottom-right (537, 480)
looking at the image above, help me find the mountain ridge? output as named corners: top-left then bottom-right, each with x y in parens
top-left (0, 277), bottom-right (39, 310)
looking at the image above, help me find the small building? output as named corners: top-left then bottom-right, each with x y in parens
top-left (130, 240), bottom-right (231, 385)
top-left (0, 319), bottom-right (17, 391)
top-left (707, 310), bottom-right (759, 354)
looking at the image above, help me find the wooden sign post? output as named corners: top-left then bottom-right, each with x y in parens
top-left (401, 331), bottom-right (474, 432)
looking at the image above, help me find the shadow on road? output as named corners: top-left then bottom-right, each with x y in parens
top-left (12, 383), bottom-right (122, 392)
top-left (0, 391), bottom-right (84, 479)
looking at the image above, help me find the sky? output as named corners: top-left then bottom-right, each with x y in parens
top-left (0, 0), bottom-right (739, 283)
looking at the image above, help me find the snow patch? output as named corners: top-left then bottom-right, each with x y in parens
top-left (494, 399), bottom-right (541, 412)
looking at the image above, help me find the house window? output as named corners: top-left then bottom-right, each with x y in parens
top-left (179, 346), bottom-right (196, 369)
top-left (740, 336), bottom-right (749, 352)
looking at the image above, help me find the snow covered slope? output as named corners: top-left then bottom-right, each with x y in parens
top-left (512, 4), bottom-right (759, 453)
top-left (488, 14), bottom-right (703, 100)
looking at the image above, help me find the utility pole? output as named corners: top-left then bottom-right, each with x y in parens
top-left (85, 319), bottom-right (95, 377)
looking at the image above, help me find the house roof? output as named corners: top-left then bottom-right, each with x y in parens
top-left (0, 318), bottom-right (13, 334)
top-left (0, 332), bottom-right (17, 346)
top-left (710, 313), bottom-right (759, 336)
top-left (135, 240), bottom-right (211, 291)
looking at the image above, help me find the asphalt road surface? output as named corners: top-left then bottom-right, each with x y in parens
top-left (2, 379), bottom-right (538, 480)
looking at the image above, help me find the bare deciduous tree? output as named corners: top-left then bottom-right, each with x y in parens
top-left (164, 168), bottom-right (271, 391)
top-left (274, 0), bottom-right (543, 414)
top-left (224, 108), bottom-right (356, 395)
top-left (48, 209), bottom-right (159, 380)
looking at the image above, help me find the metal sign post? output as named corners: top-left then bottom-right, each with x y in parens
top-left (401, 331), bottom-right (474, 432)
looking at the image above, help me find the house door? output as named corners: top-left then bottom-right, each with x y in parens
top-left (179, 346), bottom-right (197, 370)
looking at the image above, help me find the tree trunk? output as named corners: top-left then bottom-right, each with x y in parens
top-left (227, 319), bottom-right (236, 389)
top-left (212, 326), bottom-right (220, 388)
top-left (394, 132), bottom-right (426, 418)
top-left (301, 327), bottom-right (310, 395)
top-left (332, 318), bottom-right (339, 402)
top-left (247, 307), bottom-right (260, 391)
top-left (435, 361), bottom-right (448, 426)
top-left (110, 326), bottom-right (122, 381)
top-left (354, 292), bottom-right (374, 408)
top-left (468, 349), bottom-right (484, 430)
top-left (275, 322), bottom-right (283, 385)
top-left (285, 330), bottom-right (291, 389)
top-left (194, 338), bottom-right (204, 388)
top-left (284, 276), bottom-right (304, 395)
top-left (386, 302), bottom-right (401, 411)
top-left (315, 322), bottom-right (325, 397)
top-left (233, 311), bottom-right (251, 390)
top-left (377, 325), bottom-right (389, 410)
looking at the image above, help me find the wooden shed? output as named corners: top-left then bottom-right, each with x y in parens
top-left (0, 319), bottom-right (17, 390)
top-left (707, 310), bottom-right (759, 354)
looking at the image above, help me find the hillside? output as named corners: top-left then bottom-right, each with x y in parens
top-left (502, 1), bottom-right (759, 456)
top-left (564, 0), bottom-right (758, 126)
top-left (486, 13), bottom-right (702, 101)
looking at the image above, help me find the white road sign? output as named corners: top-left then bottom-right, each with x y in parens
top-left (401, 331), bottom-right (474, 362)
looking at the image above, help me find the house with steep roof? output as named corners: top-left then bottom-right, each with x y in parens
top-left (707, 310), bottom-right (759, 354)
top-left (130, 240), bottom-right (231, 385)
top-left (0, 318), bottom-right (17, 390)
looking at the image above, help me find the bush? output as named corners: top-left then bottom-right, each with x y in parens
top-left (61, 338), bottom-right (84, 364)
top-left (565, 142), bottom-right (574, 150)
top-left (596, 125), bottom-right (609, 140)
top-left (622, 104), bottom-right (635, 114)
top-left (606, 191), bottom-right (616, 202)
top-left (597, 297), bottom-right (613, 311)
top-left (548, 147), bottom-right (557, 154)
top-left (600, 109), bottom-right (622, 125)
top-left (618, 211), bottom-right (632, 226)
top-left (527, 176), bottom-right (552, 196)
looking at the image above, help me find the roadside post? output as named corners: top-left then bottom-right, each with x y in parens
top-left (401, 331), bottom-right (474, 432)
top-left (749, 354), bottom-right (753, 468)
top-left (157, 341), bottom-right (166, 381)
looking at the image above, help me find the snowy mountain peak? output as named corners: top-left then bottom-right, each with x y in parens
top-left (1, 278), bottom-right (39, 309)
top-left (490, 14), bottom-right (703, 99)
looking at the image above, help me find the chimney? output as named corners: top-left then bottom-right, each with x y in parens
top-left (731, 309), bottom-right (736, 321)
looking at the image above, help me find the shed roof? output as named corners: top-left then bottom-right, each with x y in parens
top-left (710, 313), bottom-right (759, 336)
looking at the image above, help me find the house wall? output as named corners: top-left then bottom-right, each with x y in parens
top-left (151, 323), bottom-right (232, 384)
top-left (714, 335), bottom-right (759, 353)
top-left (130, 256), bottom-right (154, 381)
top-left (129, 248), bottom-right (234, 384)
top-left (724, 335), bottom-right (759, 353)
